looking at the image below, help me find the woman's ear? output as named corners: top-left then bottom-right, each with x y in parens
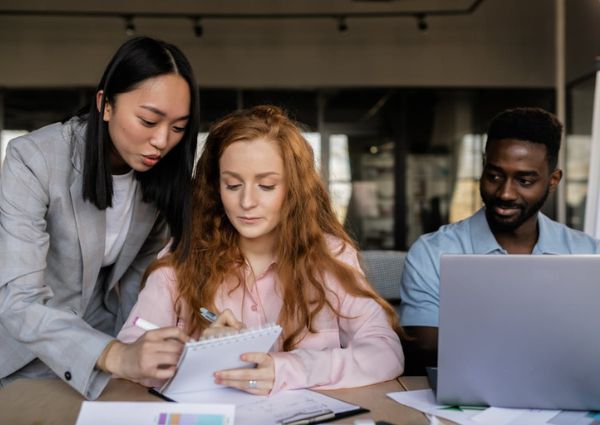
top-left (96, 90), bottom-right (111, 122)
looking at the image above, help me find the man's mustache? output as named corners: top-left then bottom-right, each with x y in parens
top-left (488, 200), bottom-right (525, 210)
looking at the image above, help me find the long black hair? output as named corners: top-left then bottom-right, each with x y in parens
top-left (79, 36), bottom-right (199, 253)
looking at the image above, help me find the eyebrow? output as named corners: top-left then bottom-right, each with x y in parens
top-left (485, 164), bottom-right (540, 177)
top-left (140, 105), bottom-right (190, 121)
top-left (221, 171), bottom-right (281, 179)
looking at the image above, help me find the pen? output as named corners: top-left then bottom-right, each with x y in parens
top-left (133, 316), bottom-right (160, 331)
top-left (199, 307), bottom-right (218, 323)
top-left (148, 388), bottom-right (175, 402)
top-left (281, 411), bottom-right (335, 425)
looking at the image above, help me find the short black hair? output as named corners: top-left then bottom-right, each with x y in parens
top-left (79, 36), bottom-right (199, 252)
top-left (486, 107), bottom-right (563, 170)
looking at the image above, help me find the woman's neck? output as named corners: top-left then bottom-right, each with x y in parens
top-left (109, 145), bottom-right (132, 175)
top-left (240, 235), bottom-right (277, 280)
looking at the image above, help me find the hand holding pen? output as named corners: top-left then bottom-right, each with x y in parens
top-left (198, 308), bottom-right (274, 395)
top-left (200, 307), bottom-right (245, 338)
top-left (98, 317), bottom-right (190, 383)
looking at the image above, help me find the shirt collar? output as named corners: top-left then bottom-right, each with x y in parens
top-left (243, 259), bottom-right (277, 280)
top-left (470, 208), bottom-right (560, 255)
top-left (533, 212), bottom-right (562, 254)
top-left (470, 208), bottom-right (506, 254)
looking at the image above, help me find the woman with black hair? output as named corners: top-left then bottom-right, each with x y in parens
top-left (0, 36), bottom-right (198, 399)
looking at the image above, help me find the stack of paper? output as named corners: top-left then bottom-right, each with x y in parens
top-left (387, 390), bottom-right (600, 425)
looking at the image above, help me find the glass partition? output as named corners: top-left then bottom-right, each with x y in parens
top-left (566, 76), bottom-right (596, 230)
top-left (0, 86), bottom-right (555, 250)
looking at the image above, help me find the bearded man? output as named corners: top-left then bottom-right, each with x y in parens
top-left (399, 107), bottom-right (600, 373)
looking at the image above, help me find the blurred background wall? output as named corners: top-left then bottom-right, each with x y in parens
top-left (0, 0), bottom-right (598, 249)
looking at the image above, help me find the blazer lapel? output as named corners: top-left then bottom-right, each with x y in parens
top-left (69, 129), bottom-right (106, 312)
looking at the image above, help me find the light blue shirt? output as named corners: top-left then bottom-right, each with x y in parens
top-left (399, 208), bottom-right (600, 327)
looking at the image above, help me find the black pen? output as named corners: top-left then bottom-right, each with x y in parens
top-left (281, 410), bottom-right (335, 425)
top-left (148, 388), bottom-right (175, 402)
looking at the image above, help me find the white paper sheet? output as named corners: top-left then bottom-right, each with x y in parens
top-left (387, 389), bottom-right (482, 425)
top-left (471, 407), bottom-right (560, 425)
top-left (387, 390), bottom-right (598, 425)
top-left (75, 401), bottom-right (235, 425)
top-left (171, 387), bottom-right (361, 425)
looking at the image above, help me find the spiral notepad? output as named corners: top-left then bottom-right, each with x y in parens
top-left (159, 324), bottom-right (282, 397)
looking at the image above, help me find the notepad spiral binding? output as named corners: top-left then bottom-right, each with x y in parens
top-left (186, 323), bottom-right (282, 350)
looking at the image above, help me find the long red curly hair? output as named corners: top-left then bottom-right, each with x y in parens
top-left (147, 105), bottom-right (403, 350)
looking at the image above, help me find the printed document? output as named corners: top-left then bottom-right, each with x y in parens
top-left (75, 402), bottom-right (234, 425)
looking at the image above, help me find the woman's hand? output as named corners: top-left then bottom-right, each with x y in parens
top-left (202, 308), bottom-right (245, 338)
top-left (99, 327), bottom-right (190, 382)
top-left (214, 352), bottom-right (275, 395)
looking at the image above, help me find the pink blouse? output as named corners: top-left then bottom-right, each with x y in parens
top-left (117, 238), bottom-right (404, 393)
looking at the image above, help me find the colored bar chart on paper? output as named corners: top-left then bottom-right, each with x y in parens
top-left (75, 402), bottom-right (234, 425)
top-left (157, 412), bottom-right (226, 425)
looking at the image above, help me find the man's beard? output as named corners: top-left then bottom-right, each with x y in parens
top-left (481, 186), bottom-right (550, 233)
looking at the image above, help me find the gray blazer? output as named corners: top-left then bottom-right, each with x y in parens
top-left (0, 118), bottom-right (169, 399)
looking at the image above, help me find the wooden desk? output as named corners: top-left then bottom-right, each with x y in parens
top-left (0, 377), bottom-right (433, 425)
top-left (397, 375), bottom-right (431, 391)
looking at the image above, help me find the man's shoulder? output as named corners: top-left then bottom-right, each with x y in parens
top-left (409, 214), bottom-right (476, 255)
top-left (539, 214), bottom-right (600, 253)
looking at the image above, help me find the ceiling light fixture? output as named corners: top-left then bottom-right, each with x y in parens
top-left (193, 17), bottom-right (203, 38)
top-left (416, 13), bottom-right (428, 31)
top-left (124, 15), bottom-right (135, 36)
top-left (337, 16), bottom-right (348, 32)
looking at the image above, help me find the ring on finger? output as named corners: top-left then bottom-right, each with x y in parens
top-left (248, 380), bottom-right (257, 389)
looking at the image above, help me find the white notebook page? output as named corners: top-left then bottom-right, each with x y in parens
top-left (161, 324), bottom-right (282, 396)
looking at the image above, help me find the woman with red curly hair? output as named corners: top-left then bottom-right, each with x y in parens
top-left (118, 105), bottom-right (404, 394)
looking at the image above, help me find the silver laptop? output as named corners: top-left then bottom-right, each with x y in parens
top-left (437, 254), bottom-right (600, 410)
